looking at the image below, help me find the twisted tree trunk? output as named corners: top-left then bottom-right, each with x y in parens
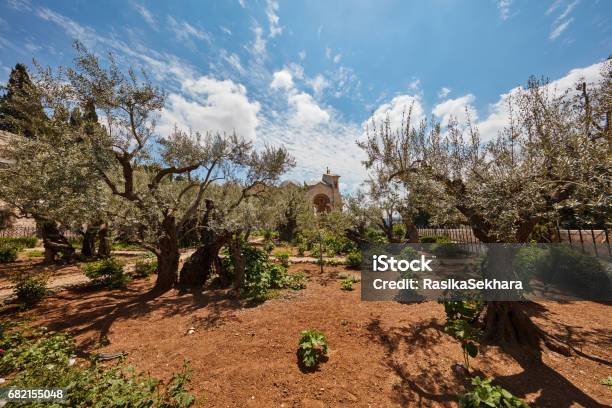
top-left (154, 216), bottom-right (180, 291)
top-left (37, 218), bottom-right (75, 263)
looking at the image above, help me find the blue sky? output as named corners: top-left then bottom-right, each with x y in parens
top-left (0, 0), bottom-right (610, 191)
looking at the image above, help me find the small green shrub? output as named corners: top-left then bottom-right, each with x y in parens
top-left (276, 251), bottom-right (291, 267)
top-left (0, 245), bottom-right (18, 263)
top-left (133, 259), bottom-right (158, 278)
top-left (263, 241), bottom-right (275, 254)
top-left (340, 277), bottom-right (354, 291)
top-left (440, 300), bottom-right (483, 371)
top-left (26, 250), bottom-right (45, 258)
top-left (0, 325), bottom-right (195, 407)
top-left (83, 257), bottom-right (128, 288)
top-left (297, 243), bottom-right (306, 256)
top-left (420, 235), bottom-right (450, 244)
top-left (298, 329), bottom-right (328, 369)
top-left (601, 376), bottom-right (612, 387)
top-left (459, 376), bottom-right (529, 408)
top-left (365, 228), bottom-right (386, 244)
top-left (0, 236), bottom-right (37, 248)
top-left (285, 272), bottom-right (307, 290)
top-left (346, 250), bottom-right (363, 269)
top-left (392, 223), bottom-right (406, 239)
top-left (13, 276), bottom-right (48, 307)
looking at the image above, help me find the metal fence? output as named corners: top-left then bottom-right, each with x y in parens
top-left (416, 225), bottom-right (612, 260)
top-left (0, 225), bottom-right (79, 239)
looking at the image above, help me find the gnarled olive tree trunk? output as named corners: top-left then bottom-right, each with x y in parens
top-left (36, 218), bottom-right (75, 263)
top-left (154, 216), bottom-right (180, 291)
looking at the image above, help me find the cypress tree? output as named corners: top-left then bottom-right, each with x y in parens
top-left (0, 63), bottom-right (47, 138)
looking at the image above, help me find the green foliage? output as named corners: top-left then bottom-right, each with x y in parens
top-left (228, 243), bottom-right (303, 300)
top-left (420, 235), bottom-right (450, 244)
top-left (13, 276), bottom-right (48, 308)
top-left (26, 250), bottom-right (45, 258)
top-left (111, 242), bottom-right (146, 251)
top-left (133, 259), bottom-right (158, 278)
top-left (0, 236), bottom-right (38, 248)
top-left (0, 244), bottom-right (18, 263)
top-left (297, 243), bottom-right (306, 256)
top-left (543, 245), bottom-right (610, 298)
top-left (298, 330), bottom-right (328, 369)
top-left (365, 228), bottom-right (386, 244)
top-left (601, 376), bottom-right (612, 387)
top-left (340, 277), bottom-right (356, 291)
top-left (263, 241), bottom-right (275, 254)
top-left (346, 250), bottom-right (363, 268)
top-left (459, 376), bottom-right (529, 408)
top-left (440, 300), bottom-right (483, 371)
top-left (285, 272), bottom-right (307, 290)
top-left (83, 258), bottom-right (128, 288)
top-left (276, 251), bottom-right (291, 267)
top-left (0, 325), bottom-right (195, 407)
top-left (392, 223), bottom-right (406, 239)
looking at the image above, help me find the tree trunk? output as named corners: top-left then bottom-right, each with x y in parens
top-left (481, 245), bottom-right (542, 347)
top-left (179, 236), bottom-right (227, 286)
top-left (278, 217), bottom-right (297, 242)
top-left (229, 237), bottom-right (246, 290)
top-left (37, 218), bottom-right (75, 263)
top-left (81, 226), bottom-right (97, 258)
top-left (154, 216), bottom-right (180, 291)
top-left (404, 220), bottom-right (419, 243)
top-left (97, 223), bottom-right (111, 257)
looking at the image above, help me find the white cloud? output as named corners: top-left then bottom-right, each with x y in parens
top-left (325, 47), bottom-right (332, 59)
top-left (270, 69), bottom-right (294, 91)
top-left (497, 0), bottom-right (513, 20)
top-left (288, 92), bottom-right (330, 127)
top-left (545, 0), bottom-right (563, 15)
top-left (131, 2), bottom-right (156, 27)
top-left (549, 17), bottom-right (573, 40)
top-left (298, 50), bottom-right (306, 60)
top-left (160, 77), bottom-right (261, 140)
top-left (238, 0), bottom-right (246, 7)
top-left (7, 0), bottom-right (31, 11)
top-left (220, 50), bottom-right (244, 74)
top-left (266, 0), bottom-right (282, 38)
top-left (408, 78), bottom-right (421, 90)
top-left (437, 87), bottom-right (451, 98)
top-left (251, 25), bottom-right (266, 59)
top-left (333, 53), bottom-right (342, 64)
top-left (220, 26), bottom-right (232, 35)
top-left (556, 0), bottom-right (579, 22)
top-left (433, 94), bottom-right (477, 126)
top-left (366, 94), bottom-right (425, 131)
top-left (167, 16), bottom-right (208, 43)
top-left (307, 74), bottom-right (329, 96)
top-left (24, 41), bottom-right (41, 53)
top-left (477, 61), bottom-right (603, 141)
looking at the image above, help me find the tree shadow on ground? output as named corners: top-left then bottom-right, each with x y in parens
top-left (38, 283), bottom-right (248, 351)
top-left (366, 317), bottom-right (458, 407)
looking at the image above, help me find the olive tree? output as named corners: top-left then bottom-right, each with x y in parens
top-left (359, 62), bottom-right (611, 345)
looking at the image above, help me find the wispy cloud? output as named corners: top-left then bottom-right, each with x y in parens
top-left (130, 2), bottom-right (156, 27)
top-left (220, 26), bottom-right (232, 35)
top-left (266, 0), bottom-right (282, 38)
top-left (497, 0), bottom-right (513, 21)
top-left (437, 86), bottom-right (451, 98)
top-left (167, 16), bottom-right (209, 45)
top-left (548, 0), bottom-right (579, 41)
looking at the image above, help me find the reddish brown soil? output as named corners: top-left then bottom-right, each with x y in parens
top-left (6, 263), bottom-right (612, 407)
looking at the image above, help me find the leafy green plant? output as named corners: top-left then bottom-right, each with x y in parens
top-left (601, 376), bottom-right (612, 387)
top-left (133, 259), bottom-right (158, 278)
top-left (346, 250), bottom-right (363, 269)
top-left (0, 325), bottom-right (195, 407)
top-left (285, 272), bottom-right (307, 290)
top-left (0, 236), bottom-right (38, 248)
top-left (263, 241), bottom-right (275, 254)
top-left (459, 376), bottom-right (529, 408)
top-left (440, 300), bottom-right (483, 371)
top-left (392, 223), bottom-right (406, 240)
top-left (297, 243), bottom-right (306, 256)
top-left (276, 251), bottom-right (290, 267)
top-left (298, 329), bottom-right (328, 369)
top-left (83, 257), bottom-right (128, 288)
top-left (420, 235), bottom-right (450, 244)
top-left (0, 245), bottom-right (18, 263)
top-left (26, 250), bottom-right (45, 258)
top-left (340, 277), bottom-right (354, 291)
top-left (13, 275), bottom-right (48, 308)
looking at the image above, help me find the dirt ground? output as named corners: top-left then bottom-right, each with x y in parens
top-left (3, 263), bottom-right (611, 407)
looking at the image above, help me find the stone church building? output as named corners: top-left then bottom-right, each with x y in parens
top-left (304, 168), bottom-right (342, 213)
